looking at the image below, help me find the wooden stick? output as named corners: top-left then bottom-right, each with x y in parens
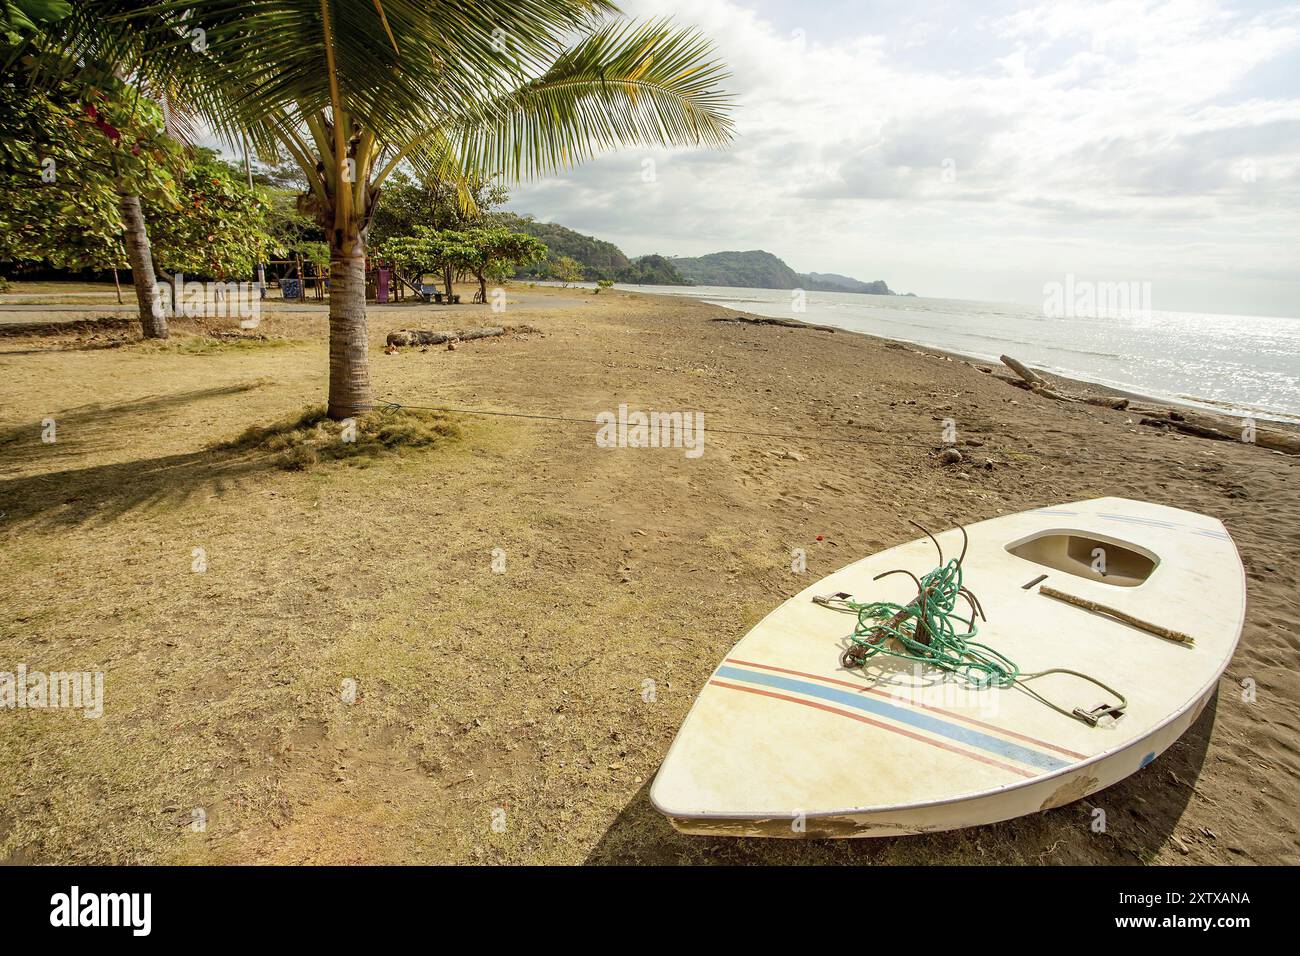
top-left (1039, 585), bottom-right (1195, 645)
top-left (1002, 355), bottom-right (1128, 409)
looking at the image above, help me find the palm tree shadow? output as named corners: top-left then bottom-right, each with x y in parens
top-left (0, 383), bottom-right (279, 529)
top-left (0, 447), bottom-right (283, 529)
top-left (586, 693), bottom-right (1218, 865)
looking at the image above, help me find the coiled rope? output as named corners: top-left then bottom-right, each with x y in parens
top-left (829, 521), bottom-right (1128, 725)
top-left (838, 557), bottom-right (1018, 688)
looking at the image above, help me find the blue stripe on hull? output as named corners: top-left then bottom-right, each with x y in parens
top-left (714, 665), bottom-right (1072, 772)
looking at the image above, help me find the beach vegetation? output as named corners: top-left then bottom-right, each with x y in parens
top-left (548, 255), bottom-right (585, 286)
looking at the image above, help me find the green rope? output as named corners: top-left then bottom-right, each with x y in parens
top-left (832, 556), bottom-right (1130, 724)
top-left (839, 558), bottom-right (1019, 688)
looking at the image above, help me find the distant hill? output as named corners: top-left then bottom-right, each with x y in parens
top-left (670, 250), bottom-right (800, 289)
top-left (500, 217), bottom-right (904, 293)
top-left (618, 254), bottom-right (686, 285)
top-left (672, 250), bottom-right (898, 295)
top-left (499, 214), bottom-right (631, 280)
top-left (802, 271), bottom-right (893, 295)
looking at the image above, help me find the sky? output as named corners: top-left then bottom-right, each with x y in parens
top-left (504, 0), bottom-right (1300, 316)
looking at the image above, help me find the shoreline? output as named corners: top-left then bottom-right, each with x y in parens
top-left (621, 286), bottom-right (1300, 429)
top-left (611, 284), bottom-right (1300, 425)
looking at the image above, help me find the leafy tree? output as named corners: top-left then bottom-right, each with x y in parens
top-left (459, 227), bottom-right (546, 302)
top-left (370, 170), bottom-right (509, 245)
top-left (1, 66), bottom-right (271, 286)
top-left (265, 190), bottom-right (319, 252)
top-left (147, 149), bottom-right (272, 279)
top-left (0, 46), bottom-right (182, 335)
top-left (2, 0), bottom-right (188, 336)
top-left (548, 255), bottom-right (584, 286)
top-left (70, 3), bottom-right (734, 418)
top-left (372, 228), bottom-right (460, 298)
top-left (374, 225), bottom-right (544, 303)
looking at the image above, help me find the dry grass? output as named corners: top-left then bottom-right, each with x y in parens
top-left (135, 333), bottom-right (299, 356)
top-left (219, 405), bottom-right (461, 470)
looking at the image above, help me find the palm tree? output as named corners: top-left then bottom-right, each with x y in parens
top-left (69, 1), bottom-right (734, 418)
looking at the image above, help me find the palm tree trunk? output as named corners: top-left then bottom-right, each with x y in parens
top-left (118, 192), bottom-right (167, 339)
top-left (327, 229), bottom-right (374, 420)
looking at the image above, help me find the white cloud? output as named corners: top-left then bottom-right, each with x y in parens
top-left (503, 0), bottom-right (1300, 314)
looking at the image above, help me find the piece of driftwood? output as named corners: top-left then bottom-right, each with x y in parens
top-left (1081, 394), bottom-right (1130, 410)
top-left (1136, 408), bottom-right (1300, 455)
top-left (1039, 585), bottom-right (1195, 645)
top-left (1001, 355), bottom-right (1297, 454)
top-left (1033, 384), bottom-right (1081, 403)
top-left (1161, 417), bottom-right (1237, 442)
top-left (1000, 354), bottom-right (1043, 387)
top-left (715, 315), bottom-right (840, 333)
top-left (1001, 355), bottom-right (1129, 409)
top-left (386, 326), bottom-right (504, 347)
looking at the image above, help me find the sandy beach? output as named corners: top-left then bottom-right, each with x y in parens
top-left (1, 283), bottom-right (1296, 864)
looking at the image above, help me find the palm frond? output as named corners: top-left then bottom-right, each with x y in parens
top-left (65, 0), bottom-right (621, 150)
top-left (452, 17), bottom-right (735, 182)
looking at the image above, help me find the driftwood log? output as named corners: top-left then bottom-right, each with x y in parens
top-left (999, 354), bottom-right (1299, 456)
top-left (716, 315), bottom-right (840, 334)
top-left (1000, 354), bottom-right (1043, 387)
top-left (386, 327), bottom-right (505, 348)
top-left (999, 355), bottom-right (1128, 409)
top-left (1138, 408), bottom-right (1300, 455)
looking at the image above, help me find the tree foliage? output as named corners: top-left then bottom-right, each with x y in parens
top-left (370, 170), bottom-right (509, 245)
top-left (548, 255), bottom-right (584, 285)
top-left (1, 50), bottom-right (271, 277)
top-left (2, 0), bottom-right (71, 45)
top-left (147, 148), bottom-right (272, 278)
top-left (374, 225), bottom-right (546, 297)
top-left (0, 50), bottom-right (179, 268)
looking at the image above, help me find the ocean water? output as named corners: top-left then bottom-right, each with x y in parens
top-left (613, 284), bottom-right (1300, 422)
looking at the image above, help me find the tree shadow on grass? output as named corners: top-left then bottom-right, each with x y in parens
top-left (0, 316), bottom-right (136, 338)
top-left (0, 383), bottom-right (268, 473)
top-left (586, 693), bottom-right (1218, 865)
top-left (0, 446), bottom-right (284, 529)
top-left (0, 382), bottom-right (278, 529)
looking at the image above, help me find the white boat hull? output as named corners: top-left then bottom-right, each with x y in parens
top-left (651, 498), bottom-right (1245, 838)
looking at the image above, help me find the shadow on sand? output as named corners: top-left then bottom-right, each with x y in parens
top-left (586, 692), bottom-right (1218, 865)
